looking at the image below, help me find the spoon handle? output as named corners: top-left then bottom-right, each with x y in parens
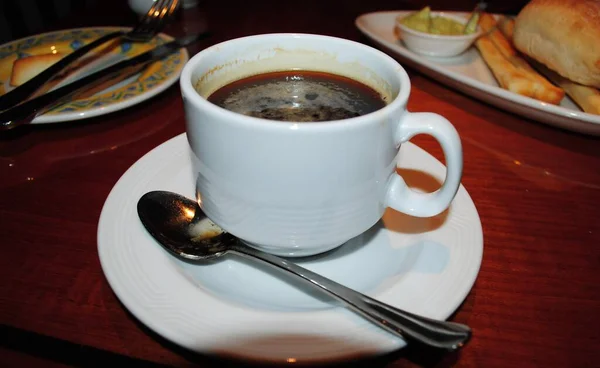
top-left (229, 243), bottom-right (471, 351)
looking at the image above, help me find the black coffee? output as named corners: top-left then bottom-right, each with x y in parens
top-left (206, 70), bottom-right (387, 122)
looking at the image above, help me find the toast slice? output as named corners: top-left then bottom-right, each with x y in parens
top-left (9, 53), bottom-right (64, 87)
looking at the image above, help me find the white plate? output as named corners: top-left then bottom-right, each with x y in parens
top-left (355, 11), bottom-right (600, 136)
top-left (97, 133), bottom-right (483, 364)
top-left (0, 27), bottom-right (188, 124)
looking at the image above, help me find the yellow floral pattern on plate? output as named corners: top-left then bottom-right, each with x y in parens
top-left (0, 27), bottom-right (186, 116)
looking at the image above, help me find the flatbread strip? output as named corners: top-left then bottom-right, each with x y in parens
top-left (498, 16), bottom-right (514, 40)
top-left (497, 16), bottom-right (600, 115)
top-left (481, 14), bottom-right (547, 84)
top-left (476, 13), bottom-right (564, 104)
top-left (475, 37), bottom-right (552, 100)
top-left (533, 61), bottom-right (600, 114)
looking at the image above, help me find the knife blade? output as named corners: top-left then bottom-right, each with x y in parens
top-left (0, 32), bottom-right (209, 131)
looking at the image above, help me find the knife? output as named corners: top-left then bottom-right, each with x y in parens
top-left (0, 32), bottom-right (209, 131)
top-left (0, 31), bottom-right (125, 111)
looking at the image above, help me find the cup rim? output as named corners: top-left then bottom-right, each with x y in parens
top-left (180, 33), bottom-right (411, 130)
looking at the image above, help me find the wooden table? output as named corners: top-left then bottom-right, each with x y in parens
top-left (1, 1), bottom-right (598, 367)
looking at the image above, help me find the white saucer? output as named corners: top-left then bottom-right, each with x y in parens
top-left (97, 133), bottom-right (483, 364)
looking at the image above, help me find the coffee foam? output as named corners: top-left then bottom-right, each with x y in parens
top-left (193, 47), bottom-right (394, 103)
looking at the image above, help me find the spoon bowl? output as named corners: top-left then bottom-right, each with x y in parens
top-left (137, 191), bottom-right (234, 260)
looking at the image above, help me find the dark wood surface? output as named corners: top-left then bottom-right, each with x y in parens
top-left (1, 0), bottom-right (599, 367)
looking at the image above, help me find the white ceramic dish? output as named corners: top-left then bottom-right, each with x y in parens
top-left (355, 11), bottom-right (600, 136)
top-left (396, 12), bottom-right (481, 57)
top-left (97, 133), bottom-right (483, 364)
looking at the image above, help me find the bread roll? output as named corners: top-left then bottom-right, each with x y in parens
top-left (9, 53), bottom-right (64, 87)
top-left (513, 0), bottom-right (600, 88)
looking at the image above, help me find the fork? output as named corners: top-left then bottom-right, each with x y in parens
top-left (0, 0), bottom-right (180, 111)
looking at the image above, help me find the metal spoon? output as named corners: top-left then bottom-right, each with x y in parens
top-left (137, 190), bottom-right (472, 351)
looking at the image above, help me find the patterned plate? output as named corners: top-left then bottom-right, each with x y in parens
top-left (0, 27), bottom-right (188, 124)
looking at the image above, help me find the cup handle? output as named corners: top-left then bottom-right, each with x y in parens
top-left (386, 112), bottom-right (463, 217)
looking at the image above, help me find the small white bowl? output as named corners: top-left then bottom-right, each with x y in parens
top-left (396, 12), bottom-right (482, 57)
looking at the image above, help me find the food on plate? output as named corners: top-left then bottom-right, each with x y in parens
top-left (394, 3), bottom-right (600, 114)
top-left (529, 60), bottom-right (600, 114)
top-left (498, 16), bottom-right (515, 40)
top-left (463, 11), bottom-right (480, 35)
top-left (395, 7), bottom-right (481, 57)
top-left (479, 13), bottom-right (560, 90)
top-left (477, 11), bottom-right (496, 33)
top-left (399, 6), bottom-right (477, 35)
top-left (428, 15), bottom-right (466, 35)
top-left (494, 8), bottom-right (600, 115)
top-left (399, 6), bottom-right (430, 33)
top-left (475, 12), bottom-right (564, 104)
top-left (475, 37), bottom-right (560, 103)
top-left (9, 53), bottom-right (64, 87)
top-left (513, 0), bottom-right (600, 88)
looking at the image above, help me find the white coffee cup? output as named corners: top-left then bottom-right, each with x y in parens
top-left (180, 33), bottom-right (462, 257)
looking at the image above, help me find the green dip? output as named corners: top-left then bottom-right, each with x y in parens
top-left (400, 7), bottom-right (474, 35)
